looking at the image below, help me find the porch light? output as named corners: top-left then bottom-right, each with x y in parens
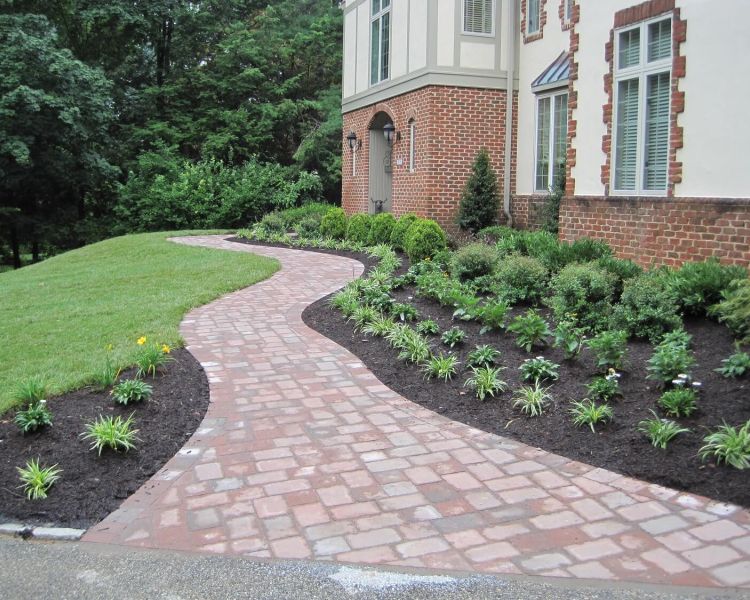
top-left (346, 131), bottom-right (359, 151)
top-left (383, 123), bottom-right (396, 145)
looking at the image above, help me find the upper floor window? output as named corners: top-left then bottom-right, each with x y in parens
top-left (565, 0), bottom-right (573, 23)
top-left (528, 0), bottom-right (541, 34)
top-left (464, 0), bottom-right (494, 36)
top-left (613, 16), bottom-right (671, 194)
top-left (535, 90), bottom-right (568, 192)
top-left (371, 0), bottom-right (391, 86)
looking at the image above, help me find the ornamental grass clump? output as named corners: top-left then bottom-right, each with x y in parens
top-left (81, 414), bottom-right (140, 456)
top-left (349, 305), bottom-right (379, 332)
top-left (329, 287), bottom-right (359, 317)
top-left (17, 459), bottom-right (62, 500)
top-left (699, 420), bottom-right (750, 470)
top-left (464, 366), bottom-right (508, 401)
top-left (585, 330), bottom-right (628, 371)
top-left (658, 387), bottom-right (698, 418)
top-left (14, 399), bottom-right (53, 434)
top-left (467, 345), bottom-right (501, 369)
top-left (15, 376), bottom-right (47, 404)
top-left (92, 344), bottom-right (120, 390)
top-left (637, 411), bottom-right (690, 449)
top-left (519, 357), bottom-right (559, 384)
top-left (422, 353), bottom-right (459, 382)
top-left (507, 310), bottom-right (552, 352)
top-left (134, 337), bottom-right (174, 378)
top-left (112, 379), bottom-right (153, 406)
top-left (512, 383), bottom-right (552, 417)
top-left (570, 399), bottom-right (613, 433)
top-left (362, 314), bottom-right (397, 337)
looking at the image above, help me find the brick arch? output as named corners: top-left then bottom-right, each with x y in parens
top-left (366, 103), bottom-right (396, 129)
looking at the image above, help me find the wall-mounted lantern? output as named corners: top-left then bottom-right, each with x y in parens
top-left (346, 131), bottom-right (360, 151)
top-left (383, 123), bottom-right (397, 145)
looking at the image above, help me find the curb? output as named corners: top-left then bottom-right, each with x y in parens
top-left (0, 522), bottom-right (85, 541)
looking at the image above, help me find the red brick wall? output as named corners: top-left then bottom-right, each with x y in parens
top-left (342, 85), bottom-right (512, 232)
top-left (560, 197), bottom-right (750, 268)
top-left (510, 195), bottom-right (547, 230)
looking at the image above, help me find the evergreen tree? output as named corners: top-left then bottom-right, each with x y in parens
top-left (457, 149), bottom-right (500, 233)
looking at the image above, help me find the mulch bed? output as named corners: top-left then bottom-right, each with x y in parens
top-left (248, 240), bottom-right (750, 508)
top-left (0, 349), bottom-right (209, 529)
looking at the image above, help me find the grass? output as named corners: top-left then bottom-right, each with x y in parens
top-left (0, 231), bottom-right (279, 414)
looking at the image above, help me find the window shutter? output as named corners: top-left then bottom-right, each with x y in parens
top-left (644, 72), bottom-right (670, 190)
top-left (618, 28), bottom-right (640, 69)
top-left (464, 0), bottom-right (493, 34)
top-left (614, 78), bottom-right (639, 191)
top-left (648, 19), bottom-right (671, 62)
top-left (536, 97), bottom-right (551, 191)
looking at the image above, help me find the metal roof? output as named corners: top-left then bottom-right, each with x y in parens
top-left (531, 51), bottom-right (570, 92)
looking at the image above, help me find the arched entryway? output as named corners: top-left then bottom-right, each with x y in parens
top-left (368, 112), bottom-right (393, 214)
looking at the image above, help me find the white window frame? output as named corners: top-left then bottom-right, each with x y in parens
top-left (534, 88), bottom-right (568, 193)
top-left (408, 119), bottom-right (416, 173)
top-left (612, 15), bottom-right (672, 196)
top-left (527, 0), bottom-right (541, 35)
top-left (370, 0), bottom-right (391, 86)
top-left (462, 0), bottom-right (495, 37)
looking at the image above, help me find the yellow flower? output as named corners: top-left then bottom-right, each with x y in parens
top-left (106, 344), bottom-right (114, 351)
top-left (137, 336), bottom-right (147, 346)
top-left (161, 344), bottom-right (171, 354)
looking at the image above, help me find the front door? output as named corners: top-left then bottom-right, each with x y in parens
top-left (368, 126), bottom-right (393, 214)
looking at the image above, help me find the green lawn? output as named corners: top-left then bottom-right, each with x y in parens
top-left (0, 231), bottom-right (279, 414)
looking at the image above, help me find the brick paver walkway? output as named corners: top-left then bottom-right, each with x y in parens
top-left (84, 236), bottom-right (750, 588)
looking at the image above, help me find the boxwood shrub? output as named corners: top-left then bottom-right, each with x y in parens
top-left (548, 262), bottom-right (616, 332)
top-left (390, 214), bottom-right (419, 250)
top-left (404, 219), bottom-right (447, 263)
top-left (613, 271), bottom-right (682, 342)
top-left (494, 255), bottom-right (548, 303)
top-left (451, 243), bottom-right (499, 281)
top-left (368, 213), bottom-right (397, 245)
top-left (320, 207), bottom-right (347, 239)
top-left (668, 258), bottom-right (747, 316)
top-left (346, 213), bottom-right (372, 244)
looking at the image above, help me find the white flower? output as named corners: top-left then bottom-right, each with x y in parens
top-left (692, 381), bottom-right (702, 388)
top-left (672, 379), bottom-right (682, 386)
top-left (677, 374), bottom-right (688, 379)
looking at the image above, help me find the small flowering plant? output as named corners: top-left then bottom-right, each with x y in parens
top-left (134, 336), bottom-right (174, 378)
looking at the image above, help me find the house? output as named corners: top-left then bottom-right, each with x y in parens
top-left (339, 0), bottom-right (750, 267)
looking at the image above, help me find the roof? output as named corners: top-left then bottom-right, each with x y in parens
top-left (531, 51), bottom-right (570, 92)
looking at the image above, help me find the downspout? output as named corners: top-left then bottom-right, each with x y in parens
top-left (503, 0), bottom-right (518, 227)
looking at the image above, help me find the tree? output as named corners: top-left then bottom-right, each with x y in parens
top-left (457, 149), bottom-right (500, 233)
top-left (0, 14), bottom-right (117, 267)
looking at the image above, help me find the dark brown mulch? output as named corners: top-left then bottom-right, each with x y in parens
top-left (0, 349), bottom-right (209, 529)
top-left (288, 244), bottom-right (750, 508)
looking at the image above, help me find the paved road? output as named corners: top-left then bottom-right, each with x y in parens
top-left (0, 537), bottom-right (744, 600)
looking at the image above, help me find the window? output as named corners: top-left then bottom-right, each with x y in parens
top-left (370, 0), bottom-right (391, 86)
top-left (464, 0), bottom-right (494, 35)
top-left (613, 16), bottom-right (672, 194)
top-left (527, 0), bottom-right (540, 34)
top-left (565, 0), bottom-right (573, 22)
top-left (535, 90), bottom-right (568, 192)
top-left (408, 119), bottom-right (416, 172)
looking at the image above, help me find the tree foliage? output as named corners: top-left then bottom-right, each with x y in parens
top-left (458, 149), bottom-right (500, 233)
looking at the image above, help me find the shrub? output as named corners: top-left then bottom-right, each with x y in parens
top-left (464, 366), bottom-right (508, 401)
top-left (669, 258), bottom-right (747, 316)
top-left (368, 213), bottom-right (397, 245)
top-left (541, 164), bottom-right (565, 234)
top-left (81, 414), bottom-right (140, 455)
top-left (586, 372), bottom-right (621, 402)
top-left (276, 202), bottom-right (332, 229)
top-left (451, 243), bottom-right (498, 281)
top-left (613, 271), bottom-right (682, 342)
top-left (320, 207), bottom-right (348, 239)
top-left (467, 345), bottom-right (501, 369)
top-left (442, 326), bottom-right (466, 348)
top-left (15, 400), bottom-right (53, 434)
top-left (699, 421), bottom-right (750, 470)
top-left (658, 388), bottom-right (698, 418)
top-left (548, 262), bottom-right (616, 332)
top-left (716, 351), bottom-right (750, 378)
top-left (259, 212), bottom-right (286, 233)
top-left (390, 214), bottom-right (419, 250)
top-left (478, 225), bottom-right (515, 244)
top-left (596, 256), bottom-right (643, 298)
top-left (638, 411), bottom-right (690, 449)
top-left (508, 310), bottom-right (552, 352)
top-left (570, 399), bottom-right (613, 433)
top-left (404, 219), bottom-right (447, 263)
top-left (513, 383), bottom-right (553, 417)
top-left (494, 255), bottom-right (548, 303)
top-left (568, 238), bottom-right (613, 263)
top-left (519, 357), bottom-right (559, 383)
top-left (17, 459), bottom-right (62, 500)
top-left (457, 148), bottom-right (499, 233)
top-left (295, 216), bottom-right (320, 238)
top-left (346, 213), bottom-right (373, 244)
top-left (710, 279), bottom-right (750, 344)
top-left (585, 330), bottom-right (628, 371)
top-left (422, 353), bottom-right (459, 382)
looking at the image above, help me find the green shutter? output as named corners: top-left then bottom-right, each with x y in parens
top-left (553, 93), bottom-right (568, 182)
top-left (614, 78), bottom-right (639, 191)
top-left (644, 72), bottom-right (670, 190)
top-left (618, 28), bottom-right (640, 69)
top-left (536, 97), bottom-right (551, 191)
top-left (648, 19), bottom-right (671, 62)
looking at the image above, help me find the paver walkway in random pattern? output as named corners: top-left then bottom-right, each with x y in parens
top-left (84, 236), bottom-right (750, 589)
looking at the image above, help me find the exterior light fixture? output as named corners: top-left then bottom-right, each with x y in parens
top-left (383, 123), bottom-right (396, 145)
top-left (346, 131), bottom-right (359, 151)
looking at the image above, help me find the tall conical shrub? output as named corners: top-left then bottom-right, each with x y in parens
top-left (458, 149), bottom-right (499, 233)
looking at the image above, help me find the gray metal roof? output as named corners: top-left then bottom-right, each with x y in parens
top-left (531, 51), bottom-right (570, 91)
